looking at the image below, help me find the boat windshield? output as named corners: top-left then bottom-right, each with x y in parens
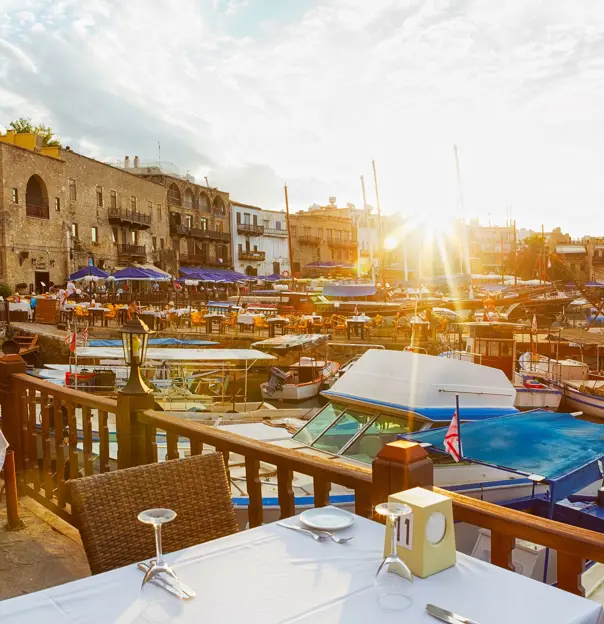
top-left (293, 402), bottom-right (432, 464)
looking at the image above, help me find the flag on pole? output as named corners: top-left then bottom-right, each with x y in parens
top-left (82, 326), bottom-right (89, 345)
top-left (531, 313), bottom-right (538, 334)
top-left (173, 280), bottom-right (182, 291)
top-left (444, 399), bottom-right (463, 462)
top-left (69, 330), bottom-right (77, 354)
top-left (64, 329), bottom-right (73, 346)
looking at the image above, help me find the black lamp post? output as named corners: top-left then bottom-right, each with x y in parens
top-left (119, 318), bottom-right (153, 395)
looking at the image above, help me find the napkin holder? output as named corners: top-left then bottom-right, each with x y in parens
top-left (383, 487), bottom-right (456, 578)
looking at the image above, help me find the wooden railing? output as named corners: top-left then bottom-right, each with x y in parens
top-left (1, 368), bottom-right (604, 597)
top-left (7, 372), bottom-right (118, 524)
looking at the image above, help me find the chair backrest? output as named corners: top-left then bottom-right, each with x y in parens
top-left (69, 452), bottom-right (238, 574)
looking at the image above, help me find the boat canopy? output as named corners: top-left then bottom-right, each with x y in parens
top-left (77, 347), bottom-right (276, 362)
top-left (252, 334), bottom-right (330, 353)
top-left (406, 410), bottom-right (604, 503)
top-left (89, 338), bottom-right (219, 347)
top-left (322, 284), bottom-right (377, 298)
top-left (322, 349), bottom-right (517, 420)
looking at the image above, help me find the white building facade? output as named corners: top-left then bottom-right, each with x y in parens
top-left (231, 202), bottom-right (290, 277)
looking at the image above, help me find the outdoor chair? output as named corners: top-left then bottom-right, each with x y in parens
top-left (253, 315), bottom-right (269, 335)
top-left (69, 452), bottom-right (238, 575)
top-left (333, 315), bottom-right (346, 336)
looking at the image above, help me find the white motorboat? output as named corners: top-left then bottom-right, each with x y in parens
top-left (518, 351), bottom-right (588, 382)
top-left (260, 357), bottom-right (340, 401)
top-left (562, 380), bottom-right (604, 420)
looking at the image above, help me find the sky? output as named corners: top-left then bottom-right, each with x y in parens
top-left (1, 0), bottom-right (604, 236)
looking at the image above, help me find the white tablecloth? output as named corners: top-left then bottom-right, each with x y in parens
top-left (9, 301), bottom-right (31, 318)
top-left (1, 515), bottom-right (601, 624)
top-left (238, 313), bottom-right (262, 325)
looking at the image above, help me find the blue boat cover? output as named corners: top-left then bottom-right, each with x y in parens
top-left (408, 410), bottom-right (604, 482)
top-left (323, 284), bottom-right (377, 298)
top-left (89, 338), bottom-right (218, 347)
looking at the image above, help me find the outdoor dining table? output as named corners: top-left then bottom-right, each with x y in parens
top-left (204, 313), bottom-right (225, 334)
top-left (0, 513), bottom-right (600, 623)
top-left (346, 316), bottom-right (370, 340)
top-left (87, 307), bottom-right (110, 327)
top-left (267, 316), bottom-right (287, 337)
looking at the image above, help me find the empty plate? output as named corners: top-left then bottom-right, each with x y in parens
top-left (300, 506), bottom-right (355, 531)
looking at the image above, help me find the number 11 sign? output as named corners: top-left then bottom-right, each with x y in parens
top-left (384, 487), bottom-right (456, 579)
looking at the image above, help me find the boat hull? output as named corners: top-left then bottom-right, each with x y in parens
top-left (513, 386), bottom-right (562, 411)
top-left (563, 385), bottom-right (604, 419)
top-left (260, 380), bottom-right (322, 401)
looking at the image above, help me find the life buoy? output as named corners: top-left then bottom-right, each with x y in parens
top-left (282, 270), bottom-right (290, 278)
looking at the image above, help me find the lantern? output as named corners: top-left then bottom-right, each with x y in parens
top-left (118, 318), bottom-right (153, 395)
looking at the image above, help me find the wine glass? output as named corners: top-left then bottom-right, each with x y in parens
top-left (374, 502), bottom-right (414, 611)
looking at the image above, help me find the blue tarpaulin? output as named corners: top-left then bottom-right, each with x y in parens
top-left (69, 266), bottom-right (109, 280)
top-left (407, 410), bottom-right (604, 482)
top-left (89, 338), bottom-right (218, 347)
top-left (323, 284), bottom-right (377, 298)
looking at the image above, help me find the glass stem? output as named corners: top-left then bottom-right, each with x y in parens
top-left (390, 515), bottom-right (399, 559)
top-left (154, 524), bottom-right (165, 566)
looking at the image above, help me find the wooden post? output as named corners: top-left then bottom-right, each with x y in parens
top-left (0, 355), bottom-right (27, 488)
top-left (3, 450), bottom-right (22, 529)
top-left (116, 391), bottom-right (156, 469)
top-left (371, 440), bottom-right (434, 513)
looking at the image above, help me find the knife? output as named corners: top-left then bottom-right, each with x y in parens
top-left (426, 603), bottom-right (480, 624)
top-left (137, 563), bottom-right (196, 600)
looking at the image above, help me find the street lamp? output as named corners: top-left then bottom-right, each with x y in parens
top-left (119, 318), bottom-right (153, 395)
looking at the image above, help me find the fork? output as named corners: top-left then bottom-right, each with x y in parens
top-left (277, 522), bottom-right (354, 544)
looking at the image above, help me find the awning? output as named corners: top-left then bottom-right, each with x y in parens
top-left (69, 266), bottom-right (109, 281)
top-left (112, 267), bottom-right (171, 281)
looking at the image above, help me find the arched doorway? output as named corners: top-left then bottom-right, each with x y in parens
top-left (168, 183), bottom-right (181, 206)
top-left (183, 188), bottom-right (194, 209)
top-left (199, 193), bottom-right (210, 213)
top-left (245, 265), bottom-right (257, 277)
top-left (25, 175), bottom-right (49, 219)
top-left (212, 196), bottom-right (225, 216)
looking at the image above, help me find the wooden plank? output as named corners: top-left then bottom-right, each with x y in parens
top-left (40, 393), bottom-right (53, 499)
top-left (354, 485), bottom-right (373, 519)
top-left (166, 432), bottom-right (179, 461)
top-left (217, 447), bottom-right (230, 490)
top-left (313, 477), bottom-right (331, 508)
top-left (557, 552), bottom-right (585, 596)
top-left (189, 439), bottom-right (203, 456)
top-left (82, 406), bottom-right (93, 476)
top-left (53, 399), bottom-right (66, 508)
top-left (66, 401), bottom-right (79, 482)
top-left (27, 388), bottom-right (40, 491)
top-left (99, 410), bottom-right (110, 473)
top-left (490, 531), bottom-right (514, 571)
top-left (277, 466), bottom-right (295, 519)
top-left (19, 389), bottom-right (31, 487)
top-left (145, 426), bottom-right (158, 464)
top-left (245, 457), bottom-right (263, 528)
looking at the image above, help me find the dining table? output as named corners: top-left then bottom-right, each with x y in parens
top-left (0, 513), bottom-right (601, 623)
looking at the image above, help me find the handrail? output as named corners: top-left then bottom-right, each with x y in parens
top-left (12, 373), bottom-right (118, 412)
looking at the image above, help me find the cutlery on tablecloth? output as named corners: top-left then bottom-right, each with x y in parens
top-left (138, 563), bottom-right (196, 599)
top-left (426, 603), bottom-right (480, 624)
top-left (277, 522), bottom-right (353, 543)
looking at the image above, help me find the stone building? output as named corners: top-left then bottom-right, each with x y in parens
top-left (125, 162), bottom-right (232, 272)
top-left (258, 209), bottom-right (290, 277)
top-left (288, 198), bottom-right (357, 277)
top-left (0, 133), bottom-right (171, 291)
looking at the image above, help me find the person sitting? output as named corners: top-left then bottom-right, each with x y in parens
top-left (127, 300), bottom-right (139, 321)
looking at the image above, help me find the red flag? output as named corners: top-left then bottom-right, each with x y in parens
top-left (64, 330), bottom-right (73, 346)
top-left (444, 410), bottom-right (462, 462)
top-left (173, 280), bottom-right (182, 291)
top-left (69, 331), bottom-right (77, 354)
top-left (82, 326), bottom-right (89, 344)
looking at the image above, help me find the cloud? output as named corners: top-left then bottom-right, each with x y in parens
top-left (1, 0), bottom-right (604, 234)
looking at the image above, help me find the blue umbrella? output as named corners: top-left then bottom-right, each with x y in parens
top-left (69, 266), bottom-right (109, 281)
top-left (113, 267), bottom-right (170, 281)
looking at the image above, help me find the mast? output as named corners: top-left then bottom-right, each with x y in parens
top-left (454, 145), bottom-right (473, 299)
top-left (500, 231), bottom-right (505, 285)
top-left (371, 160), bottom-right (386, 292)
top-left (284, 184), bottom-right (295, 291)
top-left (513, 220), bottom-right (517, 288)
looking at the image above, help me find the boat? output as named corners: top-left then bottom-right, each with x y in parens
top-left (518, 351), bottom-right (588, 382)
top-left (252, 334), bottom-right (340, 402)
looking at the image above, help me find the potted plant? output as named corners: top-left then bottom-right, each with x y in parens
top-left (15, 282), bottom-right (28, 295)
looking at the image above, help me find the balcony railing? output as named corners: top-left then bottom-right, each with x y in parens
top-left (299, 235), bottom-right (322, 245)
top-left (264, 228), bottom-right (288, 237)
top-left (328, 238), bottom-right (357, 249)
top-left (239, 250), bottom-right (265, 261)
top-left (26, 202), bottom-right (49, 219)
top-left (117, 243), bottom-right (146, 258)
top-left (237, 223), bottom-right (264, 236)
top-left (3, 370), bottom-right (604, 598)
top-left (108, 208), bottom-right (152, 228)
top-left (180, 253), bottom-right (206, 266)
top-left (170, 223), bottom-right (190, 236)
top-left (192, 229), bottom-right (230, 242)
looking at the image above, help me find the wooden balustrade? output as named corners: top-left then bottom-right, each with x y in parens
top-left (8, 373), bottom-right (118, 523)
top-left (1, 368), bottom-right (603, 598)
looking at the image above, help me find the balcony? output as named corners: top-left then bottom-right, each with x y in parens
top-left (26, 202), bottom-right (49, 219)
top-left (170, 223), bottom-right (191, 236)
top-left (108, 208), bottom-right (152, 229)
top-left (191, 228), bottom-right (230, 242)
top-left (180, 253), bottom-right (207, 266)
top-left (237, 223), bottom-right (264, 236)
top-left (328, 238), bottom-right (357, 249)
top-left (264, 227), bottom-right (288, 237)
top-left (299, 235), bottom-right (322, 245)
top-left (117, 243), bottom-right (146, 259)
top-left (240, 250), bottom-right (266, 261)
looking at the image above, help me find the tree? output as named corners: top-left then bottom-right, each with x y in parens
top-left (8, 117), bottom-right (62, 147)
top-left (503, 234), bottom-right (566, 282)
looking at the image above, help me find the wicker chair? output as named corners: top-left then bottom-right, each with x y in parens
top-left (69, 452), bottom-right (238, 575)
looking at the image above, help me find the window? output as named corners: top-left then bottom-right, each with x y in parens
top-left (293, 403), bottom-right (346, 446)
top-left (276, 220), bottom-right (281, 230)
top-left (130, 231), bottom-right (137, 244)
top-left (244, 213), bottom-right (250, 225)
top-left (148, 201), bottom-right (153, 213)
top-left (317, 228), bottom-right (323, 237)
top-left (69, 179), bottom-right (77, 201)
top-left (200, 218), bottom-right (208, 231)
top-left (160, 238), bottom-right (165, 249)
top-left (152, 236), bottom-right (157, 250)
top-left (55, 197), bottom-right (60, 212)
top-left (236, 212), bottom-right (241, 224)
top-left (130, 196), bottom-right (137, 211)
top-left (185, 215), bottom-right (193, 228)
top-left (304, 226), bottom-right (311, 236)
top-left (216, 221), bottom-right (223, 233)
top-left (253, 244), bottom-right (258, 252)
top-left (91, 226), bottom-right (98, 243)
top-left (291, 225), bottom-right (297, 237)
top-left (253, 214), bottom-right (258, 226)
top-left (10, 188), bottom-right (18, 203)
top-left (112, 227), bottom-right (118, 243)
top-left (71, 223), bottom-right (79, 239)
top-left (311, 409), bottom-right (372, 455)
top-left (327, 229), bottom-right (333, 240)
top-left (238, 243), bottom-right (243, 254)
top-left (96, 186), bottom-right (103, 207)
top-left (110, 190), bottom-right (117, 209)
